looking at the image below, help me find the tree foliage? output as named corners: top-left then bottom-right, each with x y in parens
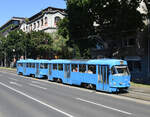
top-left (65, 0), bottom-right (145, 57)
top-left (88, 0), bottom-right (145, 35)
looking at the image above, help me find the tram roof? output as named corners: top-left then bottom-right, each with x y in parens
top-left (50, 59), bottom-right (127, 65)
top-left (17, 59), bottom-right (51, 63)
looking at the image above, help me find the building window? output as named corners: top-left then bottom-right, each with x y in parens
top-left (45, 17), bottom-right (48, 26)
top-left (54, 16), bottom-right (61, 25)
top-left (30, 24), bottom-right (32, 31)
top-left (34, 23), bottom-right (36, 30)
top-left (26, 26), bottom-right (28, 31)
top-left (41, 19), bottom-right (44, 26)
top-left (37, 21), bottom-right (40, 28)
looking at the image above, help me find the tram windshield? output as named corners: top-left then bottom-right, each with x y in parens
top-left (111, 66), bottom-right (130, 76)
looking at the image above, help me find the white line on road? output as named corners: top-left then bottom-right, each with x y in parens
top-left (8, 78), bottom-right (18, 81)
top-left (76, 98), bottom-right (132, 115)
top-left (29, 83), bottom-right (47, 90)
top-left (0, 82), bottom-right (74, 117)
top-left (10, 82), bottom-right (22, 87)
top-left (31, 81), bottom-right (47, 86)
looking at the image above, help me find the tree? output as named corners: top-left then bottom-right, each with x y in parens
top-left (88, 0), bottom-right (145, 35)
top-left (57, 17), bottom-right (69, 39)
top-left (65, 0), bottom-right (145, 58)
top-left (27, 31), bottom-right (53, 59)
top-left (50, 32), bottom-right (73, 58)
top-left (3, 30), bottom-right (27, 65)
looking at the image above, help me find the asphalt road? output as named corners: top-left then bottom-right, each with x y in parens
top-left (0, 70), bottom-right (150, 117)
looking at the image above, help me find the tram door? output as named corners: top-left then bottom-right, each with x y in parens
top-left (23, 63), bottom-right (26, 75)
top-left (98, 65), bottom-right (109, 90)
top-left (36, 63), bottom-right (39, 76)
top-left (64, 64), bottom-right (70, 83)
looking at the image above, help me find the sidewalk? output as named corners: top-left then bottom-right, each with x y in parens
top-left (121, 84), bottom-right (150, 101)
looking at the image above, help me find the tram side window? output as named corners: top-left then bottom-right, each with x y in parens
top-left (40, 63), bottom-right (44, 69)
top-left (79, 64), bottom-right (86, 73)
top-left (31, 63), bottom-right (35, 68)
top-left (58, 64), bottom-right (63, 71)
top-left (71, 64), bottom-right (78, 72)
top-left (44, 63), bottom-right (48, 69)
top-left (111, 66), bottom-right (116, 75)
top-left (29, 63), bottom-right (32, 68)
top-left (27, 63), bottom-right (29, 68)
top-left (88, 65), bottom-right (96, 74)
top-left (18, 63), bottom-right (23, 67)
top-left (53, 64), bottom-right (57, 70)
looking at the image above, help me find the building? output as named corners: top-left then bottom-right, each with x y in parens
top-left (20, 7), bottom-right (66, 33)
top-left (0, 17), bottom-right (25, 37)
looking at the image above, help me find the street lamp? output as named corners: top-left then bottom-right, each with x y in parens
top-left (12, 49), bottom-right (16, 67)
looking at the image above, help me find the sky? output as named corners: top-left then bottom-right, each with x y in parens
top-left (0, 0), bottom-right (66, 27)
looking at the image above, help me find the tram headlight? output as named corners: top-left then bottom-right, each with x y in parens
top-left (113, 82), bottom-right (116, 85)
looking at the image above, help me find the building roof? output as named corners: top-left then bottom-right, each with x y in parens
top-left (28, 6), bottom-right (66, 23)
top-left (0, 17), bottom-right (25, 30)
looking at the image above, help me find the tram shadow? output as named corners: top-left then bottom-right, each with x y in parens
top-left (113, 89), bottom-right (129, 95)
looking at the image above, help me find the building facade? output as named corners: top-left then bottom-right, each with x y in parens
top-left (20, 7), bottom-right (66, 33)
top-left (0, 17), bottom-right (25, 37)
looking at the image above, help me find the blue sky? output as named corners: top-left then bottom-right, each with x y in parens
top-left (0, 0), bottom-right (66, 27)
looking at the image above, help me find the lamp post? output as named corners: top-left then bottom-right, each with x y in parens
top-left (12, 49), bottom-right (16, 67)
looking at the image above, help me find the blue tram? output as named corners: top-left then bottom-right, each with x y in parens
top-left (17, 59), bottom-right (131, 92)
top-left (17, 59), bottom-right (50, 78)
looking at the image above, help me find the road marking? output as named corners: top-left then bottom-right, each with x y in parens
top-left (31, 81), bottom-right (47, 86)
top-left (8, 78), bottom-right (18, 81)
top-left (76, 98), bottom-right (132, 115)
top-left (29, 83), bottom-right (47, 90)
top-left (10, 82), bottom-right (22, 87)
top-left (0, 82), bottom-right (74, 117)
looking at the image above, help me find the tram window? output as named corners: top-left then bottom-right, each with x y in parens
top-left (27, 63), bottom-right (29, 68)
top-left (53, 64), bottom-right (57, 70)
top-left (31, 63), bottom-right (35, 68)
top-left (111, 66), bottom-right (116, 75)
top-left (71, 64), bottom-right (78, 72)
top-left (58, 64), bottom-right (63, 71)
top-left (115, 66), bottom-right (129, 75)
top-left (29, 63), bottom-right (32, 68)
top-left (79, 64), bottom-right (86, 73)
top-left (88, 65), bottom-right (96, 74)
top-left (20, 63), bottom-right (23, 67)
top-left (40, 63), bottom-right (44, 69)
top-left (44, 63), bottom-right (48, 69)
